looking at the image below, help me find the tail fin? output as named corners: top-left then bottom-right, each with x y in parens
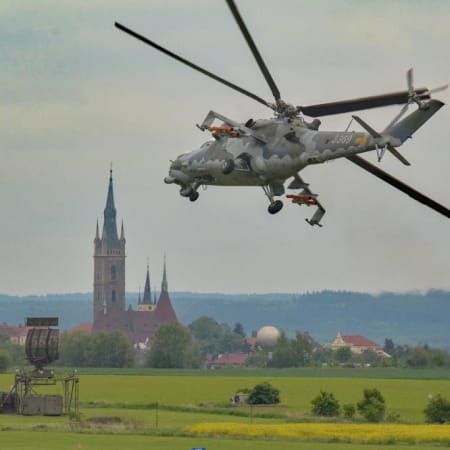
top-left (385, 99), bottom-right (444, 143)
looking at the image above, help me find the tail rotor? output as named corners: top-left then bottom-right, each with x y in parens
top-left (386, 69), bottom-right (447, 130)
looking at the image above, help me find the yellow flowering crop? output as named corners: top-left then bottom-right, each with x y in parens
top-left (185, 422), bottom-right (450, 444)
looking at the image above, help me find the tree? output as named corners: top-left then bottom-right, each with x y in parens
top-left (220, 330), bottom-right (248, 353)
top-left (246, 351), bottom-right (269, 368)
top-left (406, 347), bottom-right (429, 367)
top-left (188, 316), bottom-right (224, 355)
top-left (343, 403), bottom-right (356, 419)
top-left (335, 346), bottom-right (352, 363)
top-left (424, 394), bottom-right (450, 423)
top-left (0, 334), bottom-right (24, 367)
top-left (59, 331), bottom-right (91, 367)
top-left (146, 322), bottom-right (200, 368)
top-left (59, 330), bottom-right (134, 367)
top-left (357, 388), bottom-right (386, 422)
top-left (270, 332), bottom-right (297, 368)
top-left (270, 330), bottom-right (312, 368)
top-left (247, 381), bottom-right (280, 405)
top-left (0, 350), bottom-right (10, 372)
top-left (105, 331), bottom-right (135, 367)
top-left (311, 391), bottom-right (340, 416)
top-left (233, 322), bottom-right (246, 338)
top-left (189, 316), bottom-right (223, 341)
top-left (292, 331), bottom-right (312, 366)
top-left (359, 349), bottom-right (381, 366)
top-left (383, 338), bottom-right (395, 355)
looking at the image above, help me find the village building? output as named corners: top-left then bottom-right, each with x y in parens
top-left (204, 353), bottom-right (250, 369)
top-left (325, 332), bottom-right (390, 357)
top-left (0, 324), bottom-right (30, 346)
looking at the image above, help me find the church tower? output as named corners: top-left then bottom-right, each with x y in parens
top-left (93, 169), bottom-right (126, 322)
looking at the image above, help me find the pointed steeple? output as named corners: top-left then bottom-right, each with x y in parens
top-left (153, 292), bottom-right (157, 305)
top-left (161, 254), bottom-right (168, 293)
top-left (142, 260), bottom-right (152, 304)
top-left (102, 168), bottom-right (119, 246)
top-left (155, 254), bottom-right (178, 323)
top-left (120, 220), bottom-right (125, 241)
top-left (138, 287), bottom-right (141, 305)
top-left (94, 219), bottom-right (101, 249)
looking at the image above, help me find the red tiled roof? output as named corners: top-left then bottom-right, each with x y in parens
top-left (342, 335), bottom-right (380, 349)
top-left (155, 291), bottom-right (178, 323)
top-left (0, 325), bottom-right (29, 338)
top-left (205, 353), bottom-right (249, 366)
top-left (69, 322), bottom-right (93, 333)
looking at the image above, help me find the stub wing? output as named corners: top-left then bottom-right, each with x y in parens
top-left (287, 175), bottom-right (326, 227)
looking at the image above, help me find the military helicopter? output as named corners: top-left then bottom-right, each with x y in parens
top-left (115, 0), bottom-right (449, 226)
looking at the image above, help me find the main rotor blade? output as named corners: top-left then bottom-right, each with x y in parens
top-left (298, 88), bottom-right (430, 117)
top-left (115, 22), bottom-right (271, 109)
top-left (346, 154), bottom-right (450, 218)
top-left (225, 0), bottom-right (281, 102)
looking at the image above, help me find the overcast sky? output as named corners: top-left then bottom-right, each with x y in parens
top-left (1, 0), bottom-right (449, 296)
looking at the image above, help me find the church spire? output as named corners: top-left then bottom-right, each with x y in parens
top-left (142, 260), bottom-right (152, 304)
top-left (102, 168), bottom-right (119, 245)
top-left (161, 254), bottom-right (168, 293)
top-left (120, 220), bottom-right (125, 241)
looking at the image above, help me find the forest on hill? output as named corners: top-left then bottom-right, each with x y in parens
top-left (0, 289), bottom-right (448, 348)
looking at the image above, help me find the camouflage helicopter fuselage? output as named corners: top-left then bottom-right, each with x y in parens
top-left (168, 116), bottom-right (376, 189)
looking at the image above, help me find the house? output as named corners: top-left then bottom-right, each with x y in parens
top-left (325, 332), bottom-right (390, 357)
top-left (205, 353), bottom-right (250, 369)
top-left (0, 323), bottom-right (30, 346)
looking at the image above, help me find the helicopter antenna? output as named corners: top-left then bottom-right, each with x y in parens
top-left (225, 0), bottom-right (281, 104)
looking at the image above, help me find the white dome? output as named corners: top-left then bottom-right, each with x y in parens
top-left (256, 326), bottom-right (280, 350)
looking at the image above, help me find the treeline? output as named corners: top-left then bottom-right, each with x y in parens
top-left (1, 316), bottom-right (449, 370)
top-left (1, 289), bottom-right (449, 348)
top-left (57, 331), bottom-right (135, 367)
top-left (174, 290), bottom-right (450, 349)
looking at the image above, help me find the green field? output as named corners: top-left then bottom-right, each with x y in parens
top-left (1, 431), bottom-right (448, 450)
top-left (49, 366), bottom-right (450, 379)
top-left (0, 370), bottom-right (449, 449)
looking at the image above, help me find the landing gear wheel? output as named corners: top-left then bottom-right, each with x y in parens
top-left (189, 191), bottom-right (199, 202)
top-left (221, 159), bottom-right (235, 175)
top-left (268, 200), bottom-right (283, 214)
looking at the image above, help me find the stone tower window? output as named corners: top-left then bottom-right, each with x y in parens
top-left (111, 265), bottom-right (117, 280)
top-left (112, 290), bottom-right (116, 302)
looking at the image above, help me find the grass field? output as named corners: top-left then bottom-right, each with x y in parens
top-left (47, 366), bottom-right (450, 379)
top-left (21, 374), bottom-right (447, 422)
top-left (0, 370), bottom-right (449, 448)
top-left (1, 431), bottom-right (448, 450)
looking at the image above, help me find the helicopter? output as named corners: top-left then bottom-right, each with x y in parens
top-left (115, 0), bottom-right (449, 227)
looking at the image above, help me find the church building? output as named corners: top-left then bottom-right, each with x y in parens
top-left (91, 170), bottom-right (179, 344)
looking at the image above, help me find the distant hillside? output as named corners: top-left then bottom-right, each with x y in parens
top-left (0, 290), bottom-right (449, 348)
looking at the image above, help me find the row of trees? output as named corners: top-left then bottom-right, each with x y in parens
top-left (0, 334), bottom-right (24, 371)
top-left (311, 388), bottom-right (450, 424)
top-left (188, 316), bottom-right (248, 355)
top-left (1, 316), bottom-right (449, 370)
top-left (385, 341), bottom-right (450, 368)
top-left (58, 331), bottom-right (134, 367)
